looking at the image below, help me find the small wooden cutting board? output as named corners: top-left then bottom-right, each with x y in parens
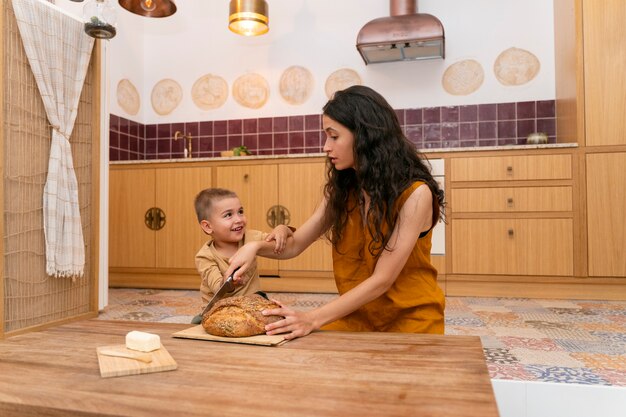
top-left (96, 345), bottom-right (177, 378)
top-left (172, 325), bottom-right (287, 346)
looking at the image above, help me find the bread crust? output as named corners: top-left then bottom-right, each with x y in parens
top-left (202, 294), bottom-right (283, 337)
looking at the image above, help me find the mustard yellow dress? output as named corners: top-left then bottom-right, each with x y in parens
top-left (323, 181), bottom-right (445, 334)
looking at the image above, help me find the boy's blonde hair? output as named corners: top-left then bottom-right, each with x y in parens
top-left (194, 188), bottom-right (238, 222)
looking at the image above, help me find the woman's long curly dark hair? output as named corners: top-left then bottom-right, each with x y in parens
top-left (321, 85), bottom-right (445, 256)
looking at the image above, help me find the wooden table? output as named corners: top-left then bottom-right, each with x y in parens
top-left (0, 320), bottom-right (499, 417)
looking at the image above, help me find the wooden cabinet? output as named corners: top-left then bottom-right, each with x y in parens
top-left (586, 153), bottom-right (626, 277)
top-left (214, 160), bottom-right (334, 292)
top-left (446, 151), bottom-right (578, 297)
top-left (109, 157), bottom-right (334, 292)
top-left (214, 164), bottom-right (280, 274)
top-left (109, 165), bottom-right (211, 288)
top-left (553, 0), bottom-right (626, 298)
top-left (581, 0), bottom-right (626, 147)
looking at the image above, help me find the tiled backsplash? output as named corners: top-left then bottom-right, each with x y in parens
top-left (109, 100), bottom-right (556, 161)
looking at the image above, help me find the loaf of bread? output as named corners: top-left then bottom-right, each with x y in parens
top-left (202, 294), bottom-right (283, 337)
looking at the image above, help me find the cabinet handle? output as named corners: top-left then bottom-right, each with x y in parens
top-left (145, 207), bottom-right (166, 231)
top-left (506, 166), bottom-right (513, 175)
top-left (507, 228), bottom-right (514, 238)
top-left (507, 197), bottom-right (514, 207)
top-left (266, 205), bottom-right (291, 228)
top-left (243, 173), bottom-right (249, 181)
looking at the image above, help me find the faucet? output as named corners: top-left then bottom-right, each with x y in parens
top-left (174, 131), bottom-right (192, 158)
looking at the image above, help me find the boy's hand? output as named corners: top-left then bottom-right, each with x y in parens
top-left (226, 242), bottom-right (260, 285)
top-left (266, 225), bottom-right (294, 254)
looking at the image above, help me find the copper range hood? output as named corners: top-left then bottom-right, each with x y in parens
top-left (356, 0), bottom-right (445, 65)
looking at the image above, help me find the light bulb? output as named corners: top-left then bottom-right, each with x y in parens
top-left (140, 0), bottom-right (157, 12)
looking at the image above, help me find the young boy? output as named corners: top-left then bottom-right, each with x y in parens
top-left (191, 188), bottom-right (292, 324)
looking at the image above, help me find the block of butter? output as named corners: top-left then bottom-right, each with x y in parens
top-left (125, 331), bottom-right (161, 352)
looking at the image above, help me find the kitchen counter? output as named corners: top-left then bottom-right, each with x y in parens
top-left (110, 143), bottom-right (577, 165)
top-left (0, 320), bottom-right (499, 417)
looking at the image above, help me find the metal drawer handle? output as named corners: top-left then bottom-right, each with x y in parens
top-left (507, 197), bottom-right (514, 207)
top-left (506, 166), bottom-right (513, 175)
top-left (507, 228), bottom-right (514, 238)
top-left (244, 173), bottom-right (249, 181)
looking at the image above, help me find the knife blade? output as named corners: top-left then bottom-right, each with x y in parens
top-left (200, 267), bottom-right (240, 317)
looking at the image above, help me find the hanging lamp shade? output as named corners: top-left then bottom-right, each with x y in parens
top-left (229, 0), bottom-right (269, 36)
top-left (118, 0), bottom-right (177, 18)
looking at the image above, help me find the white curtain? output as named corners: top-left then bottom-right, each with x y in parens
top-left (12, 0), bottom-right (95, 279)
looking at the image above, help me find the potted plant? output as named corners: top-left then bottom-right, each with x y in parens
top-left (221, 145), bottom-right (252, 157)
top-left (233, 145), bottom-right (251, 156)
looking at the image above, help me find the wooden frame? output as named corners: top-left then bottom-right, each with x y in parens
top-left (0, 2), bottom-right (101, 338)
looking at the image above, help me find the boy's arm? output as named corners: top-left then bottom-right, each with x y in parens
top-left (227, 198), bottom-right (327, 284)
top-left (195, 254), bottom-right (227, 302)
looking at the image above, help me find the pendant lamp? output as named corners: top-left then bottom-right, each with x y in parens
top-left (229, 0), bottom-right (269, 36)
top-left (118, 0), bottom-right (177, 18)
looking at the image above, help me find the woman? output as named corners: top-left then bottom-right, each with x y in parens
top-left (226, 85), bottom-right (446, 339)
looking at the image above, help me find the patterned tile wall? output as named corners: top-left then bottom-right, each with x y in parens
top-left (109, 100), bottom-right (556, 161)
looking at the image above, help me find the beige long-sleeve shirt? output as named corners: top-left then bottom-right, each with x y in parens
top-left (194, 230), bottom-right (267, 303)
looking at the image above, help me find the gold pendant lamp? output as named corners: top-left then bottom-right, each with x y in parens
top-left (118, 0), bottom-right (177, 18)
top-left (229, 0), bottom-right (269, 36)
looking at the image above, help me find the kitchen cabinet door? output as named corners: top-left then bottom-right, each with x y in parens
top-left (451, 218), bottom-right (574, 276)
top-left (215, 164), bottom-right (279, 274)
top-left (586, 152), bottom-right (626, 276)
top-left (583, 0), bottom-right (626, 146)
top-left (156, 167), bottom-right (212, 269)
top-left (278, 162), bottom-right (332, 273)
top-left (109, 168), bottom-right (155, 268)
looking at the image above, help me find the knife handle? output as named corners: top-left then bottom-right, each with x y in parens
top-left (99, 349), bottom-right (153, 363)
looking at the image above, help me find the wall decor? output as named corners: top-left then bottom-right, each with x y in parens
top-left (441, 59), bottom-right (484, 96)
top-left (232, 73), bottom-right (269, 109)
top-left (151, 78), bottom-right (183, 115)
top-left (116, 79), bottom-right (140, 115)
top-left (324, 68), bottom-right (362, 99)
top-left (494, 47), bottom-right (540, 86)
top-left (279, 65), bottom-right (314, 105)
top-left (191, 73), bottom-right (229, 110)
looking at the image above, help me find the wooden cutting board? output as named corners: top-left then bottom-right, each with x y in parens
top-left (96, 345), bottom-right (177, 378)
top-left (172, 325), bottom-right (287, 346)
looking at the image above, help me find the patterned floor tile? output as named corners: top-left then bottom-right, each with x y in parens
top-left (590, 330), bottom-right (626, 344)
top-left (510, 348), bottom-right (584, 367)
top-left (537, 299), bottom-right (584, 309)
top-left (555, 339), bottom-right (626, 355)
top-left (483, 348), bottom-right (520, 364)
top-left (474, 311), bottom-right (526, 327)
top-left (468, 305), bottom-right (512, 313)
top-left (445, 316), bottom-right (486, 327)
top-left (571, 352), bottom-right (626, 370)
top-left (491, 326), bottom-right (548, 339)
top-left (595, 369), bottom-right (626, 385)
top-left (500, 337), bottom-right (562, 351)
top-left (523, 365), bottom-right (612, 385)
top-left (487, 363), bottom-right (535, 381)
top-left (479, 335), bottom-right (506, 349)
top-left (445, 326), bottom-right (495, 336)
top-left (537, 328), bottom-right (600, 341)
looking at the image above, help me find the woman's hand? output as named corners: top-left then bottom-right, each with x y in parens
top-left (263, 299), bottom-right (318, 340)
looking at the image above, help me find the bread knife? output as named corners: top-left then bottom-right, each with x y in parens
top-left (200, 267), bottom-right (240, 317)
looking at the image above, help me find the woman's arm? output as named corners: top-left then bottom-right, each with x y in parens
top-left (226, 198), bottom-right (328, 283)
top-left (264, 184), bottom-right (434, 339)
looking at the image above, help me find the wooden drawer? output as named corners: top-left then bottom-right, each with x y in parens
top-left (451, 186), bottom-right (573, 213)
top-left (451, 218), bottom-right (574, 276)
top-left (450, 154), bottom-right (572, 182)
